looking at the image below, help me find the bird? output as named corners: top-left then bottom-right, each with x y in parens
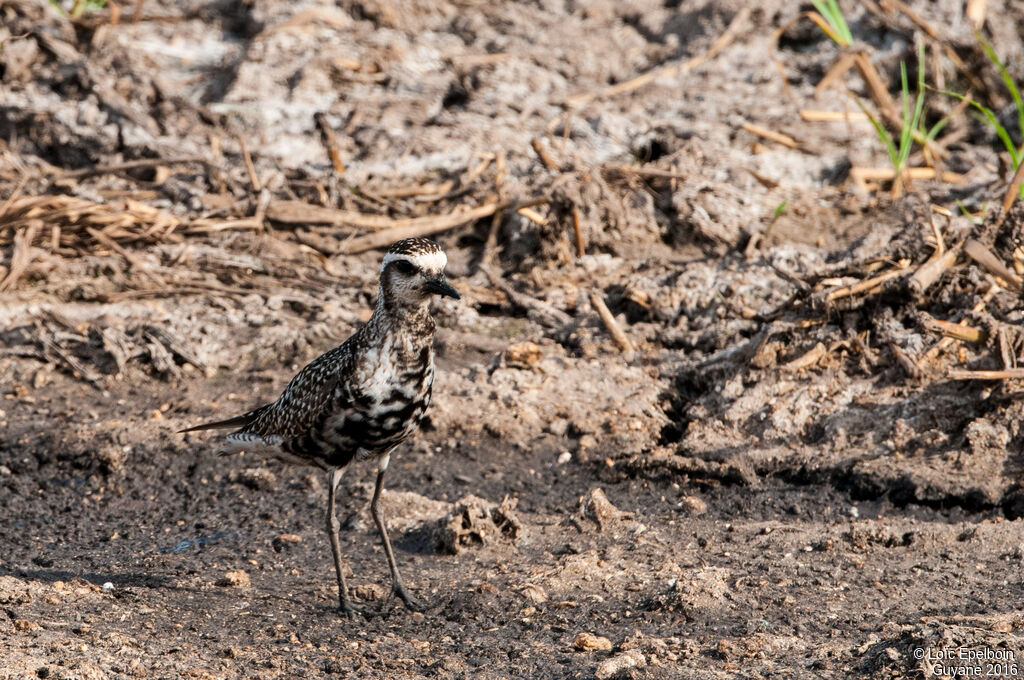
top-left (180, 237), bottom-right (460, 616)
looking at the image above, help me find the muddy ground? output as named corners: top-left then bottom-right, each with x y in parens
top-left (3, 0), bottom-right (1024, 677)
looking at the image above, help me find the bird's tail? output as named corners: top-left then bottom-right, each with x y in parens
top-left (178, 404), bottom-right (270, 434)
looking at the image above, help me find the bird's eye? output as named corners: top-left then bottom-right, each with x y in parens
top-left (392, 260), bottom-right (417, 275)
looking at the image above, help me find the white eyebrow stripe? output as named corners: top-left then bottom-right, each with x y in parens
top-left (381, 250), bottom-right (447, 273)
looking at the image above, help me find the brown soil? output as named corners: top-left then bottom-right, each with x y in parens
top-left (3, 0), bottom-right (1024, 678)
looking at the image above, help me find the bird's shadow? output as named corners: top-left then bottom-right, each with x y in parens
top-left (0, 567), bottom-right (174, 590)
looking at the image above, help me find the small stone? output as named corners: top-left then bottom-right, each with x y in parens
top-left (13, 619), bottom-right (40, 632)
top-left (102, 582), bottom-right (114, 591)
top-left (272, 534), bottom-right (303, 552)
top-left (679, 496), bottom-right (707, 516)
top-left (556, 451), bottom-right (572, 465)
top-left (217, 570), bottom-right (250, 588)
top-left (505, 341), bottom-right (542, 367)
top-left (574, 632), bottom-right (612, 652)
top-left (595, 649), bottom-right (646, 679)
top-left (520, 584), bottom-right (547, 603)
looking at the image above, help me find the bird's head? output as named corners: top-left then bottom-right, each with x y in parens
top-left (379, 238), bottom-right (460, 309)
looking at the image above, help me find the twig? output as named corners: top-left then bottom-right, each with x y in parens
top-left (479, 264), bottom-right (572, 328)
top-left (338, 202), bottom-right (503, 254)
top-left (799, 109), bottom-right (868, 122)
top-left (516, 207), bottom-right (547, 226)
top-left (86, 227), bottom-right (166, 286)
top-left (0, 174), bottom-right (29, 218)
top-left (825, 266), bottom-right (908, 302)
top-left (589, 291), bottom-right (635, 355)
top-left (567, 7), bottom-right (750, 106)
top-left (42, 336), bottom-right (104, 389)
top-left (237, 136), bottom-right (261, 192)
top-left (918, 281), bottom-right (1000, 367)
top-left (889, 342), bottom-right (921, 379)
top-left (908, 247), bottom-right (958, 295)
top-left (266, 200), bottom-right (397, 229)
top-left (853, 52), bottom-right (900, 127)
top-left (920, 314), bottom-right (986, 343)
top-left (601, 164), bottom-right (689, 180)
top-left (948, 368), bottom-right (1024, 381)
top-left (741, 122), bottom-right (800, 149)
top-left (850, 166), bottom-right (967, 184)
top-left (996, 159), bottom-right (1024, 227)
top-left (963, 239), bottom-right (1022, 290)
top-left (571, 205), bottom-right (585, 258)
top-left (530, 137), bottom-right (559, 171)
top-left (52, 157), bottom-right (209, 181)
top-left (0, 221), bottom-right (40, 291)
top-left (781, 342), bottom-right (825, 372)
top-left (314, 112), bottom-right (346, 175)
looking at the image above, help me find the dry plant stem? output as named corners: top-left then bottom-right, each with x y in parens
top-left (909, 247), bottom-right (958, 295)
top-left (0, 221), bottom-right (39, 291)
top-left (963, 239), bottom-right (1023, 290)
top-left (54, 156), bottom-right (209, 181)
top-left (853, 53), bottom-right (899, 127)
top-left (601, 164), bottom-right (689, 180)
top-left (0, 174), bottom-right (29, 218)
top-left (238, 136), bottom-right (261, 192)
top-left (997, 160), bottom-right (1024, 226)
top-left (799, 109), bottom-right (868, 122)
top-left (516, 207), bottom-right (547, 226)
top-left (589, 291), bottom-right (635, 355)
top-left (966, 0), bottom-right (988, 27)
top-left (825, 266), bottom-right (908, 302)
top-left (850, 167), bottom-right (967, 184)
top-left (571, 206), bottom-right (585, 258)
top-left (890, 342), bottom-right (922, 379)
top-left (920, 315), bottom-right (986, 343)
top-left (740, 122), bottom-right (799, 149)
top-left (530, 138), bottom-right (559, 171)
top-left (86, 227), bottom-right (166, 286)
top-left (314, 112), bottom-right (346, 175)
top-left (814, 53), bottom-right (856, 98)
top-left (948, 368), bottom-right (1024, 381)
top-left (781, 342), bottom-right (826, 372)
top-left (999, 326), bottom-right (1016, 370)
top-left (568, 7), bottom-right (750, 106)
top-left (918, 282), bottom-right (999, 367)
top-left (479, 264), bottom-right (572, 327)
top-left (882, 0), bottom-right (939, 38)
top-left (265, 200), bottom-right (397, 229)
top-left (43, 336), bottom-right (103, 389)
top-left (338, 202), bottom-right (504, 254)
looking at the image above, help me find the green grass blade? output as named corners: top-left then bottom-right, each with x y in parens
top-left (940, 89), bottom-right (1021, 168)
top-left (811, 0), bottom-right (853, 47)
top-left (856, 98), bottom-right (899, 168)
top-left (976, 32), bottom-right (1024, 145)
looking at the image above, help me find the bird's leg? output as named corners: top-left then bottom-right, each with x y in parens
top-left (370, 455), bottom-right (427, 612)
top-left (325, 467), bottom-right (369, 618)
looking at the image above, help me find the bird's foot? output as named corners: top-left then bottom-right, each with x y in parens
top-left (338, 598), bottom-right (379, 619)
top-left (379, 582), bottom-right (428, 614)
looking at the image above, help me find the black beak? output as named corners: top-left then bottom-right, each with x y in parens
top-left (425, 275), bottom-right (461, 299)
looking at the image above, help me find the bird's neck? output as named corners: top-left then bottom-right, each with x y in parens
top-left (370, 294), bottom-right (434, 338)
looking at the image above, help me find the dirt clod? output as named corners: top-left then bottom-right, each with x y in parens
top-left (574, 632), bottom-right (613, 652)
top-left (272, 533), bottom-right (303, 552)
top-left (581, 488), bottom-right (623, 529)
top-left (216, 571), bottom-right (250, 588)
top-left (595, 649), bottom-right (646, 679)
